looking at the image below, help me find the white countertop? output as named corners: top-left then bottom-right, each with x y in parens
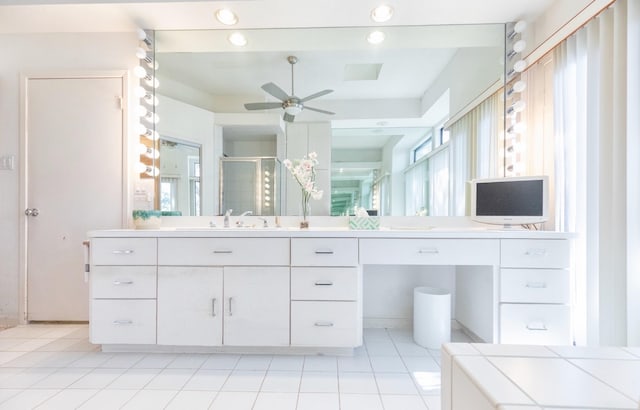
top-left (88, 227), bottom-right (573, 239)
top-left (443, 343), bottom-right (640, 409)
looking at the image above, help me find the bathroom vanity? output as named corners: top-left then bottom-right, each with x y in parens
top-left (87, 226), bottom-right (572, 352)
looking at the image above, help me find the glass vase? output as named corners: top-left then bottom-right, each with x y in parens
top-left (300, 191), bottom-right (310, 229)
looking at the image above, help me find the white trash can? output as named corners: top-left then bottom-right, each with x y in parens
top-left (413, 287), bottom-right (451, 349)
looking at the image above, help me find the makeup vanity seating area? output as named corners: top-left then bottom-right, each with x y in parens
top-left (87, 222), bottom-right (573, 353)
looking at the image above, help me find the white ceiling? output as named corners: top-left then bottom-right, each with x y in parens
top-left (0, 0), bottom-right (554, 33)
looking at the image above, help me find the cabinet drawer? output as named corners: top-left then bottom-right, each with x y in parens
top-left (90, 299), bottom-right (156, 344)
top-left (291, 301), bottom-right (360, 347)
top-left (291, 238), bottom-right (358, 267)
top-left (500, 269), bottom-right (570, 304)
top-left (91, 238), bottom-right (157, 265)
top-left (158, 238), bottom-right (289, 266)
top-left (500, 239), bottom-right (570, 268)
top-left (359, 239), bottom-right (499, 265)
top-left (291, 267), bottom-right (359, 301)
top-left (500, 304), bottom-right (570, 345)
top-left (91, 266), bottom-right (156, 299)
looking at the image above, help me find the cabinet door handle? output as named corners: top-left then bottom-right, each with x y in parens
top-left (112, 250), bottom-right (134, 255)
top-left (525, 248), bottom-right (547, 256)
top-left (314, 281), bottom-right (334, 286)
top-left (526, 322), bottom-right (548, 331)
top-left (418, 248), bottom-right (439, 254)
top-left (112, 320), bottom-right (133, 325)
top-left (213, 250), bottom-right (233, 254)
top-left (525, 282), bottom-right (547, 289)
top-left (314, 321), bottom-right (334, 327)
top-left (314, 249), bottom-right (334, 254)
top-left (228, 297), bottom-right (233, 316)
top-left (112, 280), bottom-right (134, 285)
top-left (212, 298), bottom-right (217, 317)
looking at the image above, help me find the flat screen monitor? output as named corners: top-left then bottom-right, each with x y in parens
top-left (470, 176), bottom-right (548, 226)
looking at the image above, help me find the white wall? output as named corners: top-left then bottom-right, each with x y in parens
top-left (0, 32), bottom-right (138, 326)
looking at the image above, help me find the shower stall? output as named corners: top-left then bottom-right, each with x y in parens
top-left (219, 157), bottom-right (281, 216)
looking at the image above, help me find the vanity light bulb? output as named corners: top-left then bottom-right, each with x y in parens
top-left (513, 81), bottom-right (526, 93)
top-left (137, 143), bottom-right (148, 155)
top-left (264, 189), bottom-right (270, 195)
top-left (507, 100), bottom-right (526, 115)
top-left (145, 166), bottom-right (160, 177)
top-left (507, 122), bottom-right (526, 134)
top-left (513, 59), bottom-right (527, 73)
top-left (513, 20), bottom-right (527, 34)
top-left (135, 162), bottom-right (147, 173)
top-left (145, 59), bottom-right (159, 70)
top-left (134, 86), bottom-right (147, 98)
top-left (264, 202), bottom-right (270, 207)
top-left (264, 183), bottom-right (270, 189)
top-left (264, 177), bottom-right (270, 183)
top-left (512, 40), bottom-right (526, 54)
top-left (136, 105), bottom-right (148, 117)
top-left (144, 147), bottom-right (160, 159)
top-left (133, 66), bottom-right (147, 79)
top-left (143, 112), bottom-right (160, 124)
top-left (145, 76), bottom-right (160, 89)
top-left (141, 129), bottom-right (160, 141)
top-left (264, 196), bottom-right (271, 201)
top-left (136, 47), bottom-right (147, 60)
top-left (264, 170), bottom-right (270, 176)
top-left (143, 93), bottom-right (160, 106)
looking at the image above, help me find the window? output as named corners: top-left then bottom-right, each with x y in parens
top-left (412, 133), bottom-right (432, 163)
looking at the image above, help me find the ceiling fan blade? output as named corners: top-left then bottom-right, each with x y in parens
top-left (283, 113), bottom-right (296, 122)
top-left (299, 89), bottom-right (333, 103)
top-left (244, 102), bottom-right (283, 110)
top-left (304, 106), bottom-right (335, 115)
top-left (261, 82), bottom-right (290, 101)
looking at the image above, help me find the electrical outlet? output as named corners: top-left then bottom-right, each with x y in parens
top-left (0, 155), bottom-right (15, 171)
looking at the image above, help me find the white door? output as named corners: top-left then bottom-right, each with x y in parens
top-left (157, 266), bottom-right (223, 346)
top-left (224, 267), bottom-right (290, 346)
top-left (25, 76), bottom-right (125, 321)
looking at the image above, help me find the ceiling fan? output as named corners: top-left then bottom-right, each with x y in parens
top-left (244, 55), bottom-right (335, 122)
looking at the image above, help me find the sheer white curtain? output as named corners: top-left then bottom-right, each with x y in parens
top-left (447, 90), bottom-right (503, 215)
top-left (429, 148), bottom-right (449, 215)
top-left (404, 159), bottom-right (428, 215)
top-left (553, 0), bottom-right (640, 345)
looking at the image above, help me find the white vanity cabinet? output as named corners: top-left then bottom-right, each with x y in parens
top-left (89, 238), bottom-right (157, 345)
top-left (290, 238), bottom-right (362, 347)
top-left (156, 238), bottom-right (290, 347)
top-left (499, 239), bottom-right (571, 344)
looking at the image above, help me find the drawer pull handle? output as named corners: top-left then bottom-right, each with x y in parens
top-left (112, 250), bottom-right (134, 255)
top-left (525, 248), bottom-right (547, 257)
top-left (112, 320), bottom-right (133, 325)
top-left (525, 282), bottom-right (547, 289)
top-left (112, 280), bottom-right (134, 285)
top-left (315, 249), bottom-right (334, 254)
top-left (314, 281), bottom-right (334, 286)
top-left (228, 297), bottom-right (233, 316)
top-left (314, 321), bottom-right (334, 327)
top-left (526, 323), bottom-right (548, 331)
top-left (213, 250), bottom-right (233, 254)
top-left (418, 248), bottom-right (439, 254)
top-left (212, 298), bottom-right (217, 317)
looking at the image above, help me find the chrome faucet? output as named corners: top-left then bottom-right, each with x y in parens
top-left (236, 211), bottom-right (253, 227)
top-left (223, 209), bottom-right (233, 228)
top-left (258, 217), bottom-right (268, 228)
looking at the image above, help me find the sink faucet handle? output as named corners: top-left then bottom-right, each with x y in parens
top-left (258, 217), bottom-right (268, 228)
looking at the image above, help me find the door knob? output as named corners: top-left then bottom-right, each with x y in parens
top-left (25, 208), bottom-right (40, 217)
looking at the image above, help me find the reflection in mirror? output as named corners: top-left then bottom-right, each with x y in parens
top-left (220, 157), bottom-right (281, 216)
top-left (154, 24), bottom-right (505, 216)
top-left (158, 137), bottom-right (202, 216)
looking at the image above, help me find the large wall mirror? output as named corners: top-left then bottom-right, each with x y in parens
top-left (153, 24), bottom-right (505, 216)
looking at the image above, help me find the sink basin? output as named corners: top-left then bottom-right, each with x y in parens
top-left (173, 226), bottom-right (283, 231)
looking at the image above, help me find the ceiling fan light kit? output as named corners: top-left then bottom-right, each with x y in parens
top-left (244, 55), bottom-right (335, 122)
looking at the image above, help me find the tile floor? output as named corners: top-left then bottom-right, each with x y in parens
top-left (0, 324), bottom-right (471, 409)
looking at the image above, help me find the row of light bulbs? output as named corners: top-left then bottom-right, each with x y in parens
top-left (135, 29), bottom-right (160, 177)
top-left (504, 20), bottom-right (528, 176)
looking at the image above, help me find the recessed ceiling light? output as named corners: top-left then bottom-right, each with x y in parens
top-left (215, 8), bottom-right (238, 25)
top-left (371, 5), bottom-right (393, 23)
top-left (228, 32), bottom-right (247, 47)
top-left (367, 31), bottom-right (386, 45)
